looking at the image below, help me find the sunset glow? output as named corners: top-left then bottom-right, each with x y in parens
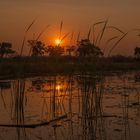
top-left (1, 0), bottom-right (140, 139)
top-left (55, 39), bottom-right (62, 46)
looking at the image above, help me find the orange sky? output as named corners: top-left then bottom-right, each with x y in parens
top-left (0, 0), bottom-right (140, 56)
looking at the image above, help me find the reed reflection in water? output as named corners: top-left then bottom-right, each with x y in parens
top-left (0, 73), bottom-right (140, 140)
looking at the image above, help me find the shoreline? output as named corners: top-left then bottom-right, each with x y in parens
top-left (0, 56), bottom-right (140, 79)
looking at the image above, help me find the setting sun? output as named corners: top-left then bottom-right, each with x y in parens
top-left (55, 39), bottom-right (62, 46)
top-left (56, 85), bottom-right (61, 91)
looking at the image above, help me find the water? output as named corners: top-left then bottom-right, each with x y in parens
top-left (0, 72), bottom-right (140, 140)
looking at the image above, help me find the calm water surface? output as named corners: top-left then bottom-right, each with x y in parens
top-left (0, 72), bottom-right (140, 140)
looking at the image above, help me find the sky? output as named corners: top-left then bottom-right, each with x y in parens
top-left (0, 0), bottom-right (140, 56)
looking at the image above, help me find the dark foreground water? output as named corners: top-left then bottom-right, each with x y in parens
top-left (0, 72), bottom-right (140, 140)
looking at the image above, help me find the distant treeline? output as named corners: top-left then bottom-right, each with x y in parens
top-left (0, 39), bottom-right (103, 58)
top-left (1, 40), bottom-right (140, 59)
top-left (1, 20), bottom-right (140, 58)
top-left (0, 56), bottom-right (140, 79)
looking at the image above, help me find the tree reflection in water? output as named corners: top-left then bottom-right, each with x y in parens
top-left (0, 74), bottom-right (140, 140)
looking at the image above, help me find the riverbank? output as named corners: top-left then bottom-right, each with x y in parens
top-left (0, 56), bottom-right (140, 79)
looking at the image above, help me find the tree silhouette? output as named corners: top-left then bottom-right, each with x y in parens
top-left (66, 45), bottom-right (75, 56)
top-left (134, 47), bottom-right (140, 59)
top-left (46, 45), bottom-right (64, 56)
top-left (0, 42), bottom-right (15, 58)
top-left (77, 39), bottom-right (103, 57)
top-left (28, 40), bottom-right (46, 56)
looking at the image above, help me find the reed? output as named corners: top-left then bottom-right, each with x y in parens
top-left (108, 33), bottom-right (128, 57)
top-left (20, 18), bottom-right (37, 56)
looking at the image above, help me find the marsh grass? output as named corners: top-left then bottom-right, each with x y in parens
top-left (87, 20), bottom-right (128, 57)
top-left (0, 73), bottom-right (140, 139)
top-left (76, 74), bottom-right (106, 139)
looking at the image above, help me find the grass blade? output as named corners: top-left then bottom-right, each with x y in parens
top-left (25, 18), bottom-right (37, 33)
top-left (106, 36), bottom-right (119, 45)
top-left (103, 36), bottom-right (119, 53)
top-left (97, 20), bottom-right (108, 46)
top-left (61, 32), bottom-right (70, 41)
top-left (77, 31), bottom-right (80, 43)
top-left (36, 24), bottom-right (50, 41)
top-left (92, 20), bottom-right (106, 46)
top-left (70, 31), bottom-right (74, 42)
top-left (107, 26), bottom-right (125, 34)
top-left (59, 21), bottom-right (63, 39)
top-left (20, 36), bottom-right (26, 56)
top-left (93, 20), bottom-right (106, 27)
top-left (87, 27), bottom-right (91, 40)
top-left (108, 33), bottom-right (128, 57)
top-left (20, 18), bottom-right (37, 56)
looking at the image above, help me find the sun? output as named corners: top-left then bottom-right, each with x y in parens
top-left (55, 39), bottom-right (62, 46)
top-left (56, 85), bottom-right (61, 91)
